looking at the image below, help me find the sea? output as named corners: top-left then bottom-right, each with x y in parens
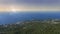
top-left (0, 11), bottom-right (60, 24)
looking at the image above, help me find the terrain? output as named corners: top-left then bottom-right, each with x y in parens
top-left (0, 19), bottom-right (60, 34)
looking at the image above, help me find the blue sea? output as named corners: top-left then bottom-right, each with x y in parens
top-left (0, 11), bottom-right (60, 24)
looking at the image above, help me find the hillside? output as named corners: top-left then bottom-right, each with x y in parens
top-left (0, 19), bottom-right (60, 34)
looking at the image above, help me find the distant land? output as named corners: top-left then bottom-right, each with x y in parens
top-left (0, 11), bottom-right (60, 24)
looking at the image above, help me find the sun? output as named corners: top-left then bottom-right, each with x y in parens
top-left (9, 5), bottom-right (17, 13)
top-left (11, 8), bottom-right (17, 13)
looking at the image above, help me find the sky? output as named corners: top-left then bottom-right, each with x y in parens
top-left (0, 0), bottom-right (60, 12)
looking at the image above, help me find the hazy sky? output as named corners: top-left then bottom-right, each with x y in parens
top-left (0, 0), bottom-right (60, 11)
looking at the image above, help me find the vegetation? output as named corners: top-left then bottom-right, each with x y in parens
top-left (0, 19), bottom-right (60, 34)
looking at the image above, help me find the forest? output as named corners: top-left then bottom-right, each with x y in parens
top-left (0, 19), bottom-right (60, 34)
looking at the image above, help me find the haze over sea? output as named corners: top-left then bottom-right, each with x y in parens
top-left (0, 11), bottom-right (60, 24)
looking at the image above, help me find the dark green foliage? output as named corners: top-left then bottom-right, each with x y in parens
top-left (0, 20), bottom-right (60, 34)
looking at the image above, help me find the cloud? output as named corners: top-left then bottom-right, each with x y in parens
top-left (0, 0), bottom-right (17, 5)
top-left (0, 0), bottom-right (60, 5)
top-left (0, 0), bottom-right (60, 11)
top-left (16, 0), bottom-right (60, 5)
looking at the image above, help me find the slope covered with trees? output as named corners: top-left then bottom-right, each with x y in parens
top-left (0, 19), bottom-right (60, 34)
